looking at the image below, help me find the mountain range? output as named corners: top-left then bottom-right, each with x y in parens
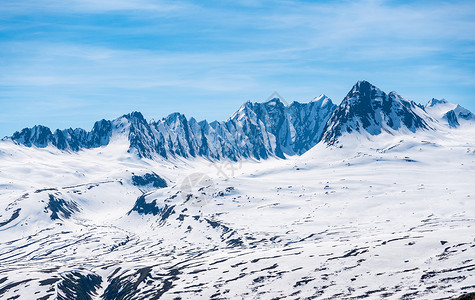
top-left (6, 80), bottom-right (473, 160)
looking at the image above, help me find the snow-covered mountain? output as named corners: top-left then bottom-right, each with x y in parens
top-left (8, 81), bottom-right (471, 160)
top-left (425, 98), bottom-right (474, 128)
top-left (1, 81), bottom-right (474, 299)
top-left (321, 81), bottom-right (433, 145)
top-left (7, 97), bottom-right (336, 160)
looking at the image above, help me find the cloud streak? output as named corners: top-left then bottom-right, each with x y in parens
top-left (0, 0), bottom-right (194, 14)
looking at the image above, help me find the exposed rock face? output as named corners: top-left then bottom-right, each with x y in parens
top-left (321, 81), bottom-right (431, 145)
top-left (425, 98), bottom-right (474, 128)
top-left (8, 81), bottom-right (472, 157)
top-left (8, 97), bottom-right (336, 160)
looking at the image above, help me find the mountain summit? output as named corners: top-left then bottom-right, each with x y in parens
top-left (424, 98), bottom-right (474, 128)
top-left (321, 81), bottom-right (432, 145)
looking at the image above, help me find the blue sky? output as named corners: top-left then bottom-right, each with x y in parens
top-left (1, 0), bottom-right (475, 137)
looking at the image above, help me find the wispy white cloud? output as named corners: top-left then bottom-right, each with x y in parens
top-left (0, 0), bottom-right (194, 14)
top-left (248, 0), bottom-right (475, 59)
top-left (0, 42), bottom-right (269, 91)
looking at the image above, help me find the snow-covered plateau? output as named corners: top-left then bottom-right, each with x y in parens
top-left (0, 81), bottom-right (474, 299)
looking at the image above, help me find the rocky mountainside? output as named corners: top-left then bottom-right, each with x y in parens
top-left (6, 81), bottom-right (473, 159)
top-left (321, 81), bottom-right (433, 145)
top-left (425, 98), bottom-right (474, 128)
top-left (7, 95), bottom-right (337, 160)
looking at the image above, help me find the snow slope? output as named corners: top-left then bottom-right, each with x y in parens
top-left (425, 98), bottom-right (474, 128)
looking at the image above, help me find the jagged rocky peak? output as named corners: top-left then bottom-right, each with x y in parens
top-left (345, 80), bottom-right (385, 104)
top-left (233, 96), bottom-right (288, 119)
top-left (112, 112), bottom-right (149, 137)
top-left (426, 98), bottom-right (448, 108)
top-left (264, 97), bottom-right (287, 108)
top-left (311, 94), bottom-right (332, 107)
top-left (231, 100), bottom-right (263, 121)
top-left (11, 125), bottom-right (54, 148)
top-left (388, 90), bottom-right (402, 100)
top-left (452, 104), bottom-right (473, 120)
top-left (443, 105), bottom-right (474, 128)
top-left (89, 119), bottom-right (113, 146)
top-left (163, 112), bottom-right (187, 124)
top-left (122, 111), bottom-right (147, 124)
top-left (321, 80), bottom-right (431, 145)
top-left (424, 98), bottom-right (474, 128)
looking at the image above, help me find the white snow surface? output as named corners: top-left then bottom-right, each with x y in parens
top-left (0, 125), bottom-right (474, 299)
top-left (425, 99), bottom-right (456, 117)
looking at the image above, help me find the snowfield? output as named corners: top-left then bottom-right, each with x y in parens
top-left (0, 123), bottom-right (474, 299)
